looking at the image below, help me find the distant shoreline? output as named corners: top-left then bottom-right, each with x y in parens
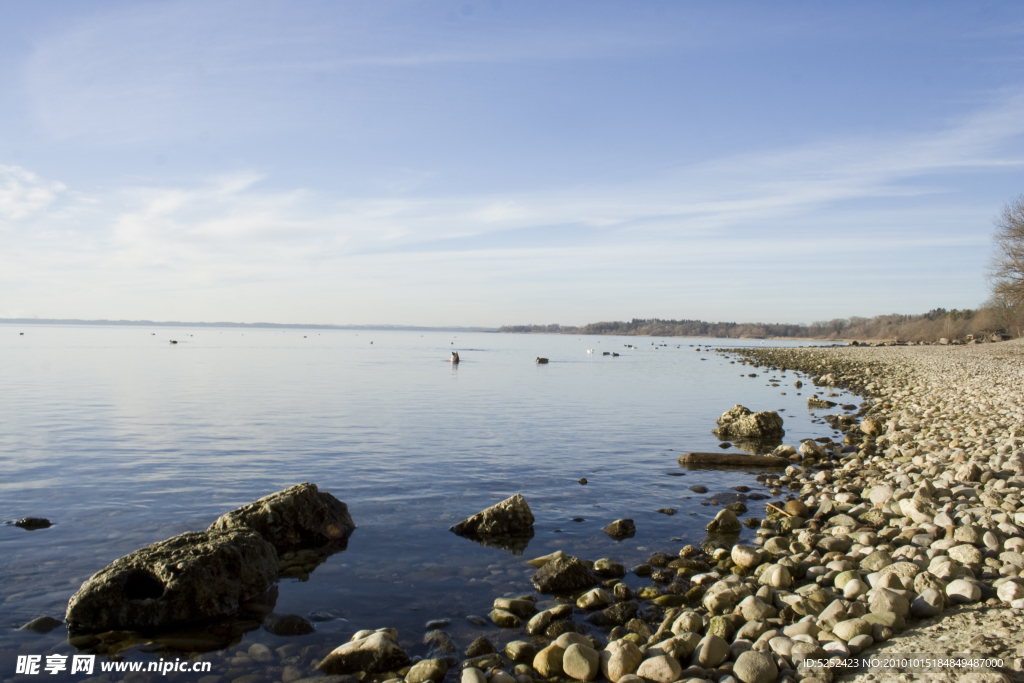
top-left (0, 318), bottom-right (498, 333)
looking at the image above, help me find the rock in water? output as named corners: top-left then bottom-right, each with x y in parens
top-left (711, 405), bottom-right (784, 440)
top-left (532, 556), bottom-right (598, 593)
top-left (210, 482), bottom-right (356, 553)
top-left (20, 616), bottom-right (63, 633)
top-left (263, 613), bottom-right (316, 635)
top-left (12, 517), bottom-right (52, 530)
top-left (602, 519), bottom-right (636, 539)
top-left (65, 529), bottom-right (278, 633)
top-left (318, 630), bottom-right (411, 675)
top-left (706, 509), bottom-right (742, 534)
top-left (451, 494), bottom-right (535, 537)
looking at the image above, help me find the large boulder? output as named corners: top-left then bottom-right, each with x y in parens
top-left (532, 556), bottom-right (598, 593)
top-left (319, 630), bottom-right (411, 675)
top-left (210, 482), bottom-right (356, 553)
top-left (712, 405), bottom-right (784, 441)
top-left (65, 529), bottom-right (278, 633)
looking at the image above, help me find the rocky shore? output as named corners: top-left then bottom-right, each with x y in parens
top-left (17, 340), bottom-right (1024, 683)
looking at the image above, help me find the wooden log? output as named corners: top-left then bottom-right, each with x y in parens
top-left (677, 452), bottom-right (790, 467)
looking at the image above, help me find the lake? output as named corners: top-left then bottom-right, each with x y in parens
top-left (0, 325), bottom-right (852, 673)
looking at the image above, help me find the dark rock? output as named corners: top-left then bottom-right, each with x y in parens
top-left (12, 517), bottom-right (52, 530)
top-left (545, 619), bottom-right (588, 638)
top-left (425, 630), bottom-right (459, 667)
top-left (602, 519), bottom-right (636, 539)
top-left (425, 618), bottom-right (450, 630)
top-left (465, 636), bottom-right (495, 657)
top-left (263, 613), bottom-right (315, 636)
top-left (579, 478), bottom-right (588, 485)
top-left (532, 556), bottom-right (598, 593)
top-left (657, 508), bottom-right (677, 516)
top-left (65, 529), bottom-right (278, 633)
top-left (599, 601), bottom-right (640, 626)
top-left (690, 485), bottom-right (709, 493)
top-left (210, 482), bottom-right (355, 553)
top-left (20, 616), bottom-right (63, 633)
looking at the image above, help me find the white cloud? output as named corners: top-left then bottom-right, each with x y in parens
top-left (0, 165), bottom-right (66, 220)
top-left (1, 90), bottom-right (1021, 324)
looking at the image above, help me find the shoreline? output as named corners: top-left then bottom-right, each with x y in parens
top-left (10, 341), bottom-right (1024, 683)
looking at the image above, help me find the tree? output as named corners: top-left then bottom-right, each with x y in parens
top-left (990, 194), bottom-right (1024, 304)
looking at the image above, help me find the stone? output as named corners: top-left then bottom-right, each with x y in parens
top-left (504, 640), bottom-right (536, 663)
top-left (13, 517), bottom-right (52, 530)
top-left (577, 588), bottom-right (612, 610)
top-left (210, 482), bottom-right (356, 552)
top-left (860, 417), bottom-right (884, 437)
top-left (671, 611), bottom-right (704, 634)
top-left (600, 640), bottom-right (642, 683)
top-left (450, 494), bottom-right (535, 539)
top-left (832, 619), bottom-right (871, 642)
top-left (648, 633), bottom-right (700, 661)
top-left (19, 617), bottom-right (63, 633)
top-left (910, 588), bottom-right (944, 617)
top-left (847, 634), bottom-right (874, 654)
top-left (319, 631), bottom-right (411, 675)
top-left (406, 658), bottom-right (448, 683)
top-left (603, 519), bottom-right (636, 539)
top-left (946, 579), bottom-right (981, 604)
top-left (532, 556), bottom-right (598, 593)
top-left (878, 561), bottom-right (920, 579)
top-left (732, 650), bottom-right (778, 683)
top-left (494, 598), bottom-right (535, 618)
top-left (731, 545), bottom-right (761, 569)
top-left (533, 644), bottom-right (566, 678)
top-left (868, 485), bottom-right (894, 506)
top-left (693, 634), bottom-right (730, 668)
top-left (264, 613), bottom-right (316, 636)
top-left (636, 654), bottom-right (681, 683)
top-left (998, 580), bottom-right (1024, 602)
top-left (869, 588), bottom-right (909, 617)
top-left (462, 669), bottom-right (487, 683)
top-left (490, 609), bottom-right (520, 627)
top-left (860, 551), bottom-right (892, 572)
top-left (562, 643), bottom-right (600, 681)
top-left (707, 509), bottom-right (742, 534)
top-left (948, 544), bottom-right (983, 566)
top-left (465, 637), bottom-right (495, 657)
top-left (65, 528), bottom-right (278, 633)
top-left (758, 564), bottom-right (792, 589)
top-left (593, 558), bottom-right (626, 577)
top-left (712, 406), bottom-right (785, 440)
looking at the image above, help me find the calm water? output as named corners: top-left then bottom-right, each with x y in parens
top-left (0, 325), bottom-right (851, 671)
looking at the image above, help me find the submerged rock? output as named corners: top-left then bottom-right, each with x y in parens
top-left (65, 528), bottom-right (278, 633)
top-left (20, 616), bottom-right (63, 633)
top-left (209, 482), bottom-right (355, 553)
top-left (11, 517), bottom-right (52, 530)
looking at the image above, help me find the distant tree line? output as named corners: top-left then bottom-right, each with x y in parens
top-left (499, 306), bottom-right (1021, 341)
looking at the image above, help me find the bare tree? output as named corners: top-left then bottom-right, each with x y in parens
top-left (990, 194), bottom-right (1024, 303)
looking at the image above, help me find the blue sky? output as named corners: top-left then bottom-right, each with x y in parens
top-left (1, 1), bottom-right (1023, 326)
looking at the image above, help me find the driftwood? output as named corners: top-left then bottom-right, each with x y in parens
top-left (676, 452), bottom-right (790, 467)
top-left (766, 503), bottom-right (794, 517)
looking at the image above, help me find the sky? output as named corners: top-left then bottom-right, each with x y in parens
top-left (1, 1), bottom-right (1023, 327)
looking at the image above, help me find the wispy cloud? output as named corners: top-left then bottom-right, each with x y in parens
top-left (2, 89), bottom-right (1021, 323)
top-left (0, 165), bottom-right (66, 220)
